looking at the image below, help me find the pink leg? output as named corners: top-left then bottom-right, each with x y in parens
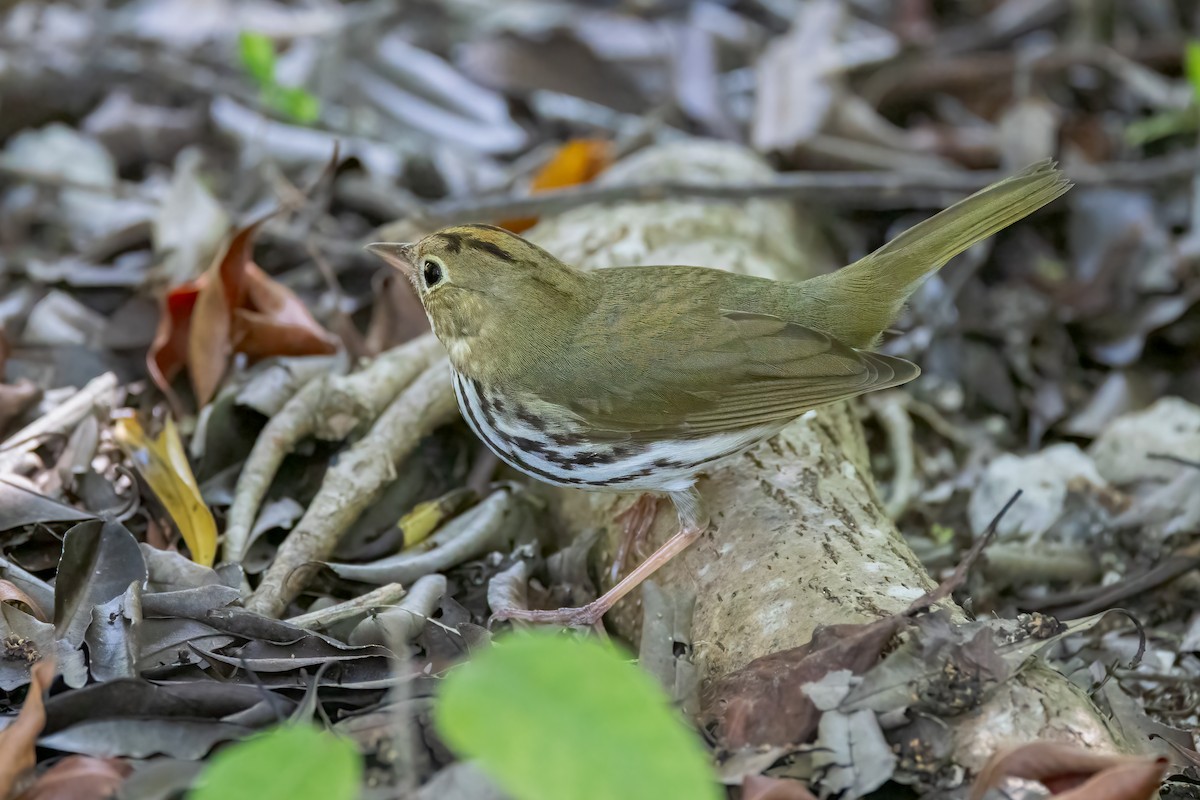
top-left (611, 494), bottom-right (662, 583)
top-left (493, 525), bottom-right (702, 628)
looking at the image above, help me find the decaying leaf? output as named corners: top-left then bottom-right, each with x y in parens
top-left (0, 579), bottom-right (48, 622)
top-left (147, 217), bottom-right (338, 410)
top-left (53, 520), bottom-right (147, 648)
top-left (969, 741), bottom-right (1167, 800)
top-left (114, 415), bottom-right (217, 567)
top-left (0, 659), bottom-right (57, 798)
top-left (499, 139), bottom-right (613, 233)
top-left (15, 755), bottom-right (132, 800)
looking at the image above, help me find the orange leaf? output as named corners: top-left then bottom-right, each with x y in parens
top-left (970, 741), bottom-right (1167, 800)
top-left (0, 659), bottom-right (57, 798)
top-left (500, 139), bottom-right (613, 233)
top-left (147, 276), bottom-right (203, 416)
top-left (188, 219), bottom-right (263, 407)
top-left (232, 262), bottom-right (339, 360)
top-left (15, 756), bottom-right (131, 800)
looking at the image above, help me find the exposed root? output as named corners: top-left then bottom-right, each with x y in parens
top-left (245, 358), bottom-right (457, 617)
top-left (222, 335), bottom-right (442, 563)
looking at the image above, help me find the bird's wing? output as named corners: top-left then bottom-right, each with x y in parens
top-left (542, 295), bottom-right (919, 439)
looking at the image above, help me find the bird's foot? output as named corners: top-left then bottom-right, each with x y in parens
top-left (493, 525), bottom-right (702, 629)
top-left (611, 494), bottom-right (662, 583)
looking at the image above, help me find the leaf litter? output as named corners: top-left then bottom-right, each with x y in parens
top-left (1, 1), bottom-right (1200, 798)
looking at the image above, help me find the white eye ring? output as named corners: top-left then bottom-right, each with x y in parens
top-left (422, 258), bottom-right (445, 288)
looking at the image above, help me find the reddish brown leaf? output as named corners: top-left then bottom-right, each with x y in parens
top-left (500, 139), bottom-right (613, 233)
top-left (970, 741), bottom-right (1166, 800)
top-left (0, 579), bottom-right (48, 621)
top-left (147, 277), bottom-right (202, 415)
top-left (742, 774), bottom-right (818, 800)
top-left (0, 659), bottom-right (57, 798)
top-left (703, 616), bottom-right (905, 750)
top-left (16, 756), bottom-right (131, 800)
top-left (188, 220), bottom-right (261, 407)
top-left (149, 213), bottom-right (339, 411)
top-left (233, 262), bottom-right (339, 360)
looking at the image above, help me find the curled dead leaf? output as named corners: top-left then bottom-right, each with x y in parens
top-left (970, 741), bottom-right (1166, 800)
top-left (500, 139), bottom-right (613, 233)
top-left (0, 658), bottom-right (57, 798)
top-left (148, 216), bottom-right (338, 411)
top-left (0, 579), bottom-right (48, 621)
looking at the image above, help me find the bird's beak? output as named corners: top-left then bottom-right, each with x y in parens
top-left (365, 242), bottom-right (417, 277)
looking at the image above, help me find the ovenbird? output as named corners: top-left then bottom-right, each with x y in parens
top-left (367, 159), bottom-right (1071, 626)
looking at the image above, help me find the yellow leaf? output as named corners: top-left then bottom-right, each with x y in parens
top-left (114, 415), bottom-right (217, 567)
top-left (398, 488), bottom-right (476, 550)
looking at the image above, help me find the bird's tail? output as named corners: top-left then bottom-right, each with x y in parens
top-left (796, 160), bottom-right (1072, 348)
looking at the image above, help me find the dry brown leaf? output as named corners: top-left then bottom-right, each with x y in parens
top-left (188, 220), bottom-right (263, 407)
top-left (742, 774), bottom-right (818, 800)
top-left (15, 756), bottom-right (131, 800)
top-left (0, 579), bottom-right (48, 621)
top-left (0, 659), bottom-right (57, 797)
top-left (500, 139), bottom-right (613, 233)
top-left (148, 216), bottom-right (338, 410)
top-left (704, 617), bottom-right (903, 750)
top-left (232, 262), bottom-right (340, 361)
top-left (970, 741), bottom-right (1167, 800)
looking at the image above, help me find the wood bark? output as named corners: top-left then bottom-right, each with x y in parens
top-left (523, 140), bottom-right (1130, 770)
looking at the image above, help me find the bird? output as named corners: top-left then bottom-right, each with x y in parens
top-left (367, 159), bottom-right (1071, 627)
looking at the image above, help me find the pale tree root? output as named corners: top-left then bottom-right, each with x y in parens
top-left (223, 335), bottom-right (443, 564)
top-left (518, 140), bottom-right (1132, 774)
top-left (243, 358), bottom-right (457, 617)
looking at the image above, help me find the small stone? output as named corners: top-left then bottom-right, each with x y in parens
top-left (968, 444), bottom-right (1106, 540)
top-left (1089, 396), bottom-right (1200, 485)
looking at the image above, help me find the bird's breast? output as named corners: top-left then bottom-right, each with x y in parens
top-left (450, 370), bottom-right (776, 493)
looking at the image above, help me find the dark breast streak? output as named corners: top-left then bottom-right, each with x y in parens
top-left (451, 372), bottom-right (752, 492)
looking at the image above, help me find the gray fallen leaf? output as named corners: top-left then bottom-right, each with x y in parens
top-left (151, 147), bottom-right (229, 286)
top-left (116, 759), bottom-right (204, 800)
top-left (0, 477), bottom-right (95, 532)
top-left (141, 544), bottom-right (230, 592)
top-left (810, 709), bottom-right (896, 799)
top-left (55, 519), bottom-right (147, 647)
top-left (85, 581), bottom-right (142, 682)
top-left (416, 761), bottom-right (511, 800)
top-left (39, 718), bottom-right (253, 760)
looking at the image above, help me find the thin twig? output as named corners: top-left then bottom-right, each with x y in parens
top-left (419, 151), bottom-right (1199, 225)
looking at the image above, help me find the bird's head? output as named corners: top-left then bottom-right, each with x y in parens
top-left (366, 224), bottom-right (593, 370)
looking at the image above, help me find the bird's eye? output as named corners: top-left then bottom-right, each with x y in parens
top-left (423, 259), bottom-right (443, 288)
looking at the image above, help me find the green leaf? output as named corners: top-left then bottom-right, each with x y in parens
top-left (1124, 107), bottom-right (1200, 147)
top-left (435, 632), bottom-right (721, 800)
top-left (238, 31), bottom-right (277, 86)
top-left (189, 725), bottom-right (361, 800)
top-left (274, 86), bottom-right (321, 125)
top-left (1186, 40), bottom-right (1200, 103)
